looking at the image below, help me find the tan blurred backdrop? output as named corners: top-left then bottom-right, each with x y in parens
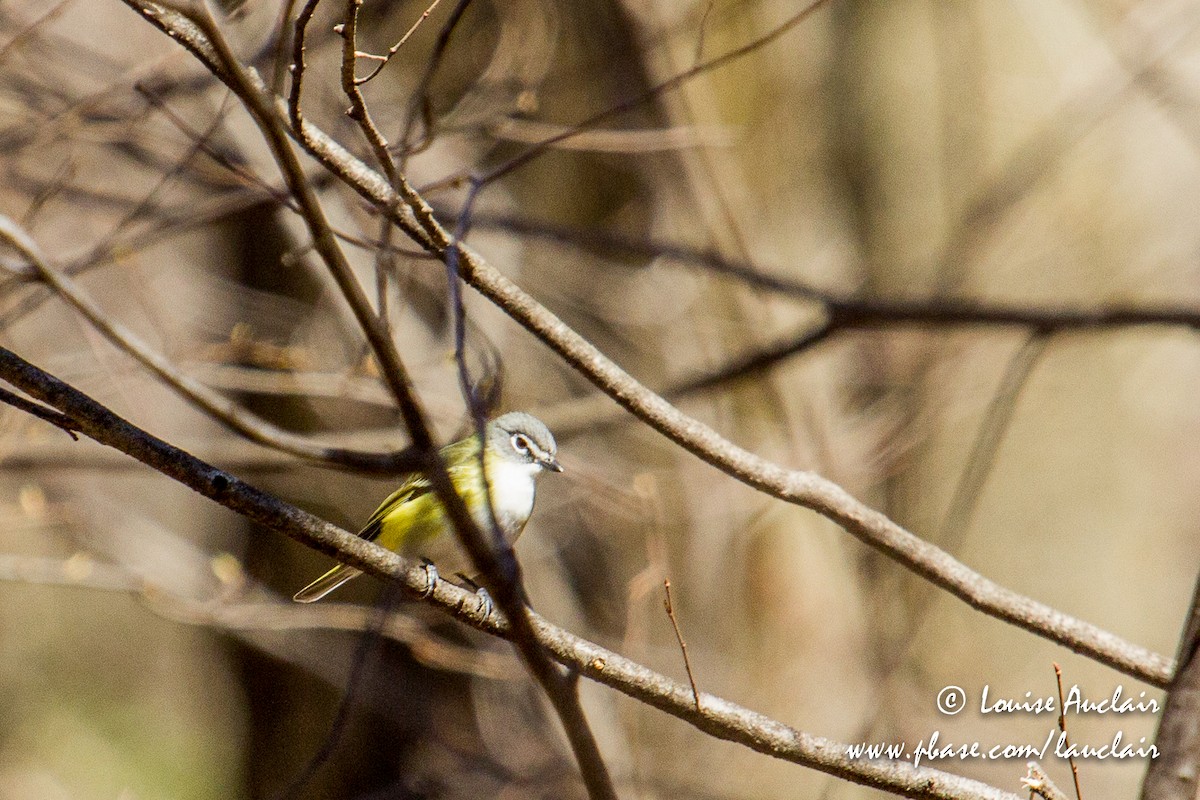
top-left (0, 1), bottom-right (1196, 799)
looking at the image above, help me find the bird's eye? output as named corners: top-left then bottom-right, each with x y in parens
top-left (511, 433), bottom-right (531, 456)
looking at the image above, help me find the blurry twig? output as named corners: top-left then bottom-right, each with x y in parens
top-left (397, 0), bottom-right (476, 157)
top-left (189, 362), bottom-right (390, 405)
top-left (469, 213), bottom-right (1200, 331)
top-left (276, 585), bottom-right (397, 800)
top-left (487, 118), bottom-right (734, 152)
top-left (0, 553), bottom-right (516, 680)
top-left (0, 214), bottom-right (423, 474)
top-left (0, 429), bottom-right (436, 472)
top-left (936, 333), bottom-right (1050, 546)
top-left (270, 0), bottom-right (301, 94)
top-left (0, 1), bottom-right (74, 65)
top-left (474, 0), bottom-right (833, 186)
top-left (81, 89), bottom-right (226, 269)
top-left (0, 433), bottom-right (396, 473)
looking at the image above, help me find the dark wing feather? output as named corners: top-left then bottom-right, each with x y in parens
top-left (359, 475), bottom-right (434, 541)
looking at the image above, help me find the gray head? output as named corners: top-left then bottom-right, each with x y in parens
top-left (488, 411), bottom-right (562, 473)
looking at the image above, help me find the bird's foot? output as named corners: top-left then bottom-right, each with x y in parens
top-left (420, 559), bottom-right (439, 598)
top-left (473, 587), bottom-right (493, 618)
top-left (454, 573), bottom-right (493, 617)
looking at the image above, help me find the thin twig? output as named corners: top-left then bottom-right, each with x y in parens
top-left (664, 579), bottom-right (700, 711)
top-left (1052, 663), bottom-right (1083, 800)
top-left (339, 0), bottom-right (399, 185)
top-left (353, 0), bottom-right (443, 86)
top-left (397, 0), bottom-right (476, 158)
top-left (0, 385), bottom-right (80, 440)
top-left (287, 0), bottom-right (322, 148)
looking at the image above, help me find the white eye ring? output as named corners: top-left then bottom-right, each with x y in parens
top-left (511, 433), bottom-right (531, 456)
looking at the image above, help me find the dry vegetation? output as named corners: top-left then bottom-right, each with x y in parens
top-left (0, 1), bottom-right (1197, 799)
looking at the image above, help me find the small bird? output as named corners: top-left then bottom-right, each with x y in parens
top-left (293, 411), bottom-right (562, 603)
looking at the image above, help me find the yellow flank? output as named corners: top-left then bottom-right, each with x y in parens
top-left (364, 436), bottom-right (487, 556)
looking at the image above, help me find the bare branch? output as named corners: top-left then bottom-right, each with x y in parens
top-left (353, 0), bottom-right (443, 86)
top-left (451, 238), bottom-right (1174, 686)
top-left (117, 0), bottom-right (1174, 687)
top-left (0, 345), bottom-right (1022, 800)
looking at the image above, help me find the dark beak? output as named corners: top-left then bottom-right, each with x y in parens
top-left (541, 456), bottom-right (564, 473)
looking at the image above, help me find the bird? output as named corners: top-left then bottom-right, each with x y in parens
top-left (293, 411), bottom-right (562, 603)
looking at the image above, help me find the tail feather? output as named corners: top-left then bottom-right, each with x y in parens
top-left (293, 564), bottom-right (363, 603)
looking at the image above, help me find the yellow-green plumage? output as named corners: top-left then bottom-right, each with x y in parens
top-left (293, 412), bottom-right (560, 603)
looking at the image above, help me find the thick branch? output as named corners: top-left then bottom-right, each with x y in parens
top-left (1141, 569), bottom-right (1200, 800)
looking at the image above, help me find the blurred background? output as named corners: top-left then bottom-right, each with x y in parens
top-left (0, 0), bottom-right (1197, 798)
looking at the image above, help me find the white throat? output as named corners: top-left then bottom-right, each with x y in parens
top-left (482, 458), bottom-right (540, 537)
